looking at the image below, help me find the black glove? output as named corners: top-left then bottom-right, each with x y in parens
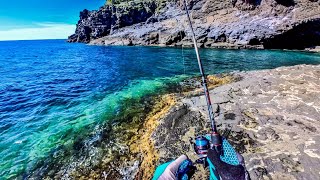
top-left (207, 148), bottom-right (246, 180)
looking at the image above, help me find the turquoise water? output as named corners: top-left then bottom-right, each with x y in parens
top-left (0, 40), bottom-right (320, 178)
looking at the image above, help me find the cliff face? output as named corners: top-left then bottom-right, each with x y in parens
top-left (68, 1), bottom-right (157, 43)
top-left (68, 0), bottom-right (320, 49)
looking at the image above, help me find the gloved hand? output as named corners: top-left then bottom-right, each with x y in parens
top-left (206, 137), bottom-right (248, 180)
top-left (152, 155), bottom-right (195, 180)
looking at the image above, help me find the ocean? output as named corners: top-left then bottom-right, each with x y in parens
top-left (0, 39), bottom-right (320, 178)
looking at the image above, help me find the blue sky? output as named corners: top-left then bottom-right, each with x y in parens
top-left (0, 0), bottom-right (105, 40)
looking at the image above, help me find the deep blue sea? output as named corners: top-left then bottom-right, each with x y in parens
top-left (0, 39), bottom-right (320, 178)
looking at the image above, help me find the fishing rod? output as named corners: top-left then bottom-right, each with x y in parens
top-left (182, 0), bottom-right (221, 155)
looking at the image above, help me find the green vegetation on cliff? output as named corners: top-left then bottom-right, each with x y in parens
top-left (106, 0), bottom-right (173, 11)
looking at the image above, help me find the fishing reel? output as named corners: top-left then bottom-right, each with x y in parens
top-left (194, 136), bottom-right (210, 157)
top-left (193, 135), bottom-right (210, 167)
top-left (192, 133), bottom-right (222, 167)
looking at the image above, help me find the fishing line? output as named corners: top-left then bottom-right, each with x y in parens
top-left (179, 22), bottom-right (186, 75)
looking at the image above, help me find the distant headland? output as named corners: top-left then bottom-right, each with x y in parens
top-left (68, 0), bottom-right (320, 50)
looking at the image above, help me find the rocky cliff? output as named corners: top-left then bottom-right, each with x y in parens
top-left (68, 0), bottom-right (320, 49)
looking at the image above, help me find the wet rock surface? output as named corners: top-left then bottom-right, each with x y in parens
top-left (69, 0), bottom-right (320, 50)
top-left (152, 64), bottom-right (320, 179)
top-left (25, 95), bottom-right (174, 180)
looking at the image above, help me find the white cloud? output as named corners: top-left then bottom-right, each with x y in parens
top-left (0, 23), bottom-right (76, 41)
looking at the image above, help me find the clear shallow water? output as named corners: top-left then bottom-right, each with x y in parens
top-left (0, 40), bottom-right (319, 178)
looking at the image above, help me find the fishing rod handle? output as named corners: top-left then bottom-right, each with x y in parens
top-left (210, 132), bottom-right (222, 152)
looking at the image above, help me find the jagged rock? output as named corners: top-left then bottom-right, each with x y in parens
top-left (145, 32), bottom-right (159, 44)
top-left (263, 18), bottom-right (320, 49)
top-left (69, 0), bottom-right (320, 49)
top-left (68, 2), bottom-right (157, 43)
top-left (164, 30), bottom-right (185, 45)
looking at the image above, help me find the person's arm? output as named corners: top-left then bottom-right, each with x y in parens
top-left (153, 137), bottom-right (249, 180)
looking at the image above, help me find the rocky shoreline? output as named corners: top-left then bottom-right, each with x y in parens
top-left (152, 64), bottom-right (320, 180)
top-left (28, 64), bottom-right (320, 179)
top-left (68, 0), bottom-right (320, 50)
top-left (25, 74), bottom-right (233, 179)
